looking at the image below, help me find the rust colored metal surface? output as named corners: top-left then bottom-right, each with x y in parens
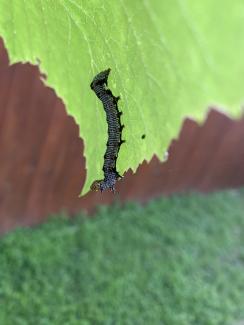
top-left (0, 38), bottom-right (244, 233)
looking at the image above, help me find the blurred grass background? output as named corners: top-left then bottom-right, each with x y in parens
top-left (0, 190), bottom-right (244, 324)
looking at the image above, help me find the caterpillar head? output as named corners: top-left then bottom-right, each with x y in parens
top-left (90, 177), bottom-right (116, 193)
top-left (90, 180), bottom-right (103, 192)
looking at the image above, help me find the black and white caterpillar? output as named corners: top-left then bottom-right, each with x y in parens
top-left (90, 68), bottom-right (125, 192)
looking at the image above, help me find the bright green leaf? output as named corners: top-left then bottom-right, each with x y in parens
top-left (0, 1), bottom-right (243, 195)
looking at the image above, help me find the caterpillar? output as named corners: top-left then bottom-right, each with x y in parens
top-left (90, 68), bottom-right (125, 193)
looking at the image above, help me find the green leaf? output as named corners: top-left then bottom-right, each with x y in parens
top-left (0, 1), bottom-right (243, 195)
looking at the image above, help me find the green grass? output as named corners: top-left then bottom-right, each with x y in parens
top-left (0, 190), bottom-right (244, 325)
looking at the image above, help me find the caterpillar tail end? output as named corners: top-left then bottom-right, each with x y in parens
top-left (90, 68), bottom-right (111, 89)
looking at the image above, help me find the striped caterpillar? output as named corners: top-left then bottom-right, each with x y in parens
top-left (90, 69), bottom-right (125, 192)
